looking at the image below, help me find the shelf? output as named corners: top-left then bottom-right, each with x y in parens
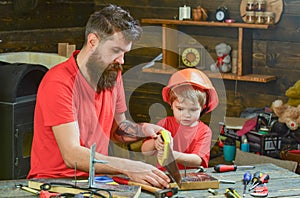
top-left (141, 19), bottom-right (270, 29)
top-left (142, 67), bottom-right (276, 83)
top-left (141, 18), bottom-right (276, 83)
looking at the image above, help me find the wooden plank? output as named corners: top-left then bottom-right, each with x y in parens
top-left (2, 164), bottom-right (300, 198)
top-left (162, 24), bottom-right (178, 69)
top-left (0, 1), bottom-right (94, 31)
top-left (142, 19), bottom-right (270, 29)
top-left (142, 68), bottom-right (276, 83)
top-left (28, 179), bottom-right (141, 198)
top-left (238, 27), bottom-right (243, 76)
top-left (0, 27), bottom-right (84, 53)
top-left (170, 172), bottom-right (219, 190)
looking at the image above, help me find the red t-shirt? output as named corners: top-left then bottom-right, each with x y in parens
top-left (27, 50), bottom-right (127, 178)
top-left (157, 116), bottom-right (212, 169)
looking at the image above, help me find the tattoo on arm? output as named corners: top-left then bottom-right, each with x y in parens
top-left (115, 120), bottom-right (144, 138)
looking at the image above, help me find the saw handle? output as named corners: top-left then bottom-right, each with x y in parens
top-left (157, 130), bottom-right (172, 166)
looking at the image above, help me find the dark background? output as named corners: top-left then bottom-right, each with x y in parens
top-left (0, 0), bottom-right (299, 133)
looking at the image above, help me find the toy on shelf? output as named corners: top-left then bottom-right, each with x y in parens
top-left (210, 42), bottom-right (232, 73)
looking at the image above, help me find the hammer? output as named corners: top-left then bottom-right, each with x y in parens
top-left (112, 176), bottom-right (178, 198)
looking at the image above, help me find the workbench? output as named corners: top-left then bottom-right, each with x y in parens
top-left (1, 163), bottom-right (300, 197)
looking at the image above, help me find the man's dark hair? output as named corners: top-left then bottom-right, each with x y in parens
top-left (85, 4), bottom-right (142, 43)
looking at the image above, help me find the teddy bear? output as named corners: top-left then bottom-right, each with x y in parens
top-left (286, 80), bottom-right (300, 107)
top-left (210, 42), bottom-right (232, 73)
top-left (271, 99), bottom-right (300, 131)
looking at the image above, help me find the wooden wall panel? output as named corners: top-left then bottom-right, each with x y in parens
top-left (0, 0), bottom-right (94, 31)
top-left (0, 27), bottom-right (84, 53)
top-left (0, 0), bottom-right (299, 122)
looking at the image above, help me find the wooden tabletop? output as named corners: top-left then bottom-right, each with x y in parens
top-left (1, 163), bottom-right (300, 197)
top-left (141, 163), bottom-right (300, 197)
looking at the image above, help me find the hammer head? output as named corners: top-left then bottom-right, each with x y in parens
top-left (154, 187), bottom-right (178, 198)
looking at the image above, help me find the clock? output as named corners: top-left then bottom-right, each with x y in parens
top-left (181, 47), bottom-right (201, 67)
top-left (215, 6), bottom-right (229, 22)
top-left (179, 45), bottom-right (205, 69)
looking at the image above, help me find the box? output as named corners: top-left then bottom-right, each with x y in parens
top-left (246, 131), bottom-right (282, 157)
top-left (219, 121), bottom-right (282, 157)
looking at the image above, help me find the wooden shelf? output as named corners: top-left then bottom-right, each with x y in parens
top-left (141, 18), bottom-right (276, 83)
top-left (141, 19), bottom-right (270, 29)
top-left (143, 67), bottom-right (276, 83)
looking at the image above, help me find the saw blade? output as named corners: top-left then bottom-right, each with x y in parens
top-left (159, 130), bottom-right (182, 188)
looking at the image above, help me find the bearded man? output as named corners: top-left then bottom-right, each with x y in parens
top-left (28, 4), bottom-right (170, 188)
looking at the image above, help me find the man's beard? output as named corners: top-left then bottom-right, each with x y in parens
top-left (86, 54), bottom-right (122, 93)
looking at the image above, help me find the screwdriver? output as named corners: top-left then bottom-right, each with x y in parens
top-left (250, 171), bottom-right (261, 184)
top-left (214, 164), bottom-right (255, 173)
top-left (248, 171), bottom-right (262, 190)
top-left (243, 171), bottom-right (252, 197)
top-left (249, 173), bottom-right (270, 191)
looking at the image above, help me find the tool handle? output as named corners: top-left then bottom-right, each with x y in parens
top-left (112, 176), bottom-right (160, 193)
top-left (40, 190), bottom-right (59, 198)
top-left (214, 164), bottom-right (237, 172)
top-left (259, 174), bottom-right (270, 183)
top-left (158, 129), bottom-right (171, 166)
top-left (112, 176), bottom-right (129, 185)
top-left (249, 174), bottom-right (269, 191)
top-left (243, 171), bottom-right (252, 185)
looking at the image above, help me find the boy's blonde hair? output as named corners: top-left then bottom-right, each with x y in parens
top-left (168, 84), bottom-right (207, 109)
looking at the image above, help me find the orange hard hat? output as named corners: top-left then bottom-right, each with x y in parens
top-left (162, 68), bottom-right (219, 114)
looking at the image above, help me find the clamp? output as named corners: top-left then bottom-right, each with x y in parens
top-left (88, 143), bottom-right (108, 188)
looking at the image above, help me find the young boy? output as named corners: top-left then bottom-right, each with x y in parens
top-left (141, 68), bottom-right (219, 169)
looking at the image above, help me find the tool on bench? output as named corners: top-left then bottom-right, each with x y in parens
top-left (249, 173), bottom-right (269, 191)
top-left (250, 171), bottom-right (261, 186)
top-left (158, 129), bottom-right (182, 188)
top-left (208, 188), bottom-right (218, 195)
top-left (112, 176), bottom-right (178, 198)
top-left (225, 187), bottom-right (241, 198)
top-left (243, 171), bottom-right (252, 197)
top-left (214, 164), bottom-right (255, 173)
top-left (88, 143), bottom-right (108, 188)
top-left (16, 184), bottom-right (59, 198)
top-left (250, 183), bottom-right (268, 197)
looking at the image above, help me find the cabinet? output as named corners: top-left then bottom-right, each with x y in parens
top-left (141, 19), bottom-right (276, 83)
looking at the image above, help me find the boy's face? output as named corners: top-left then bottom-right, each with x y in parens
top-left (172, 97), bottom-right (202, 127)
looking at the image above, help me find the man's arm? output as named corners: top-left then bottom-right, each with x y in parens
top-left (52, 121), bottom-right (170, 188)
top-left (112, 112), bottom-right (161, 143)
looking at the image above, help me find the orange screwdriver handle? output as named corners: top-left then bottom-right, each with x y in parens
top-left (214, 164), bottom-right (237, 172)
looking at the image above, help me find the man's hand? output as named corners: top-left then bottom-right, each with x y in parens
top-left (123, 161), bottom-right (170, 188)
top-left (141, 123), bottom-right (164, 138)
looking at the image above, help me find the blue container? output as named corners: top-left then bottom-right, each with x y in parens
top-left (223, 144), bottom-right (236, 162)
top-left (241, 143), bottom-right (250, 152)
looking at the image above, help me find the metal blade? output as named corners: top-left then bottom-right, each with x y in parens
top-left (158, 130), bottom-right (182, 188)
top-left (163, 145), bottom-right (182, 188)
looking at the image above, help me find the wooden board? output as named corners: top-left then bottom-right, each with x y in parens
top-left (28, 179), bottom-right (141, 198)
top-left (170, 172), bottom-right (219, 190)
top-left (224, 117), bottom-right (250, 130)
top-left (240, 0), bottom-right (283, 24)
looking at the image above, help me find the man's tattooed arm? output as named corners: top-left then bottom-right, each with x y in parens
top-left (115, 120), bottom-right (145, 138)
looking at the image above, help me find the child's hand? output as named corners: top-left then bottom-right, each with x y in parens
top-left (154, 134), bottom-right (164, 151)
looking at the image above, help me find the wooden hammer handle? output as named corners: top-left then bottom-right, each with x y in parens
top-left (112, 176), bottom-right (161, 193)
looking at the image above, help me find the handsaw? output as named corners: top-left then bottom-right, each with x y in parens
top-left (158, 129), bottom-right (182, 188)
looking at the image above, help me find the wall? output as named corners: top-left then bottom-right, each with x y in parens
top-left (0, 0), bottom-right (299, 122)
